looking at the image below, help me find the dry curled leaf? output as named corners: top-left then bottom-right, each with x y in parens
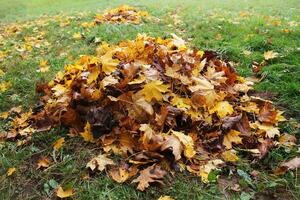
top-left (86, 154), bottom-right (115, 171)
top-left (132, 164), bottom-right (166, 191)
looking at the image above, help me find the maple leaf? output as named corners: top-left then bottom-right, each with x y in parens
top-left (161, 135), bottom-right (183, 161)
top-left (171, 130), bottom-right (195, 158)
top-left (170, 95), bottom-right (191, 111)
top-left (100, 50), bottom-right (120, 75)
top-left (0, 69), bottom-right (5, 77)
top-left (209, 101), bottom-right (234, 118)
top-left (274, 157), bottom-right (300, 175)
top-left (52, 84), bottom-right (68, 97)
top-left (37, 59), bottom-right (50, 73)
top-left (223, 130), bottom-right (242, 149)
top-left (36, 156), bottom-right (51, 169)
top-left (222, 150), bottom-right (239, 162)
top-left (199, 159), bottom-right (224, 183)
top-left (53, 137), bottom-right (65, 151)
top-left (263, 50), bottom-right (279, 60)
top-left (73, 32), bottom-right (82, 40)
top-left (158, 196), bottom-right (174, 200)
top-left (80, 122), bottom-right (94, 142)
top-left (0, 81), bottom-right (11, 93)
top-left (142, 80), bottom-right (169, 102)
top-left (109, 163), bottom-right (138, 183)
top-left (7, 167), bottom-right (16, 176)
top-left (56, 186), bottom-right (75, 198)
top-left (132, 164), bottom-right (166, 191)
top-left (86, 154), bottom-right (115, 171)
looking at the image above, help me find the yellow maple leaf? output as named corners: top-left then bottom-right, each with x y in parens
top-left (171, 130), bottom-right (195, 158)
top-left (53, 137), bottom-right (65, 151)
top-left (171, 95), bottom-right (191, 111)
top-left (52, 84), bottom-right (69, 97)
top-left (0, 111), bottom-right (9, 119)
top-left (56, 186), bottom-right (74, 198)
top-left (0, 81), bottom-right (11, 93)
top-left (142, 80), bottom-right (169, 102)
top-left (263, 51), bottom-right (279, 60)
top-left (80, 122), bottom-right (95, 142)
top-left (7, 167), bottom-right (16, 176)
top-left (73, 32), bottom-right (82, 40)
top-left (37, 59), bottom-right (50, 73)
top-left (209, 101), bottom-right (234, 118)
top-left (0, 69), bottom-right (5, 77)
top-left (199, 159), bottom-right (224, 183)
top-left (158, 196), bottom-right (174, 200)
top-left (101, 53), bottom-right (119, 75)
top-left (222, 150), bottom-right (239, 162)
top-left (223, 130), bottom-right (242, 149)
top-left (36, 156), bottom-right (51, 169)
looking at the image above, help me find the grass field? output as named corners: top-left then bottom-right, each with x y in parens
top-left (0, 0), bottom-right (299, 199)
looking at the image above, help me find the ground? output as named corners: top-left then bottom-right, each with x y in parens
top-left (0, 0), bottom-right (299, 199)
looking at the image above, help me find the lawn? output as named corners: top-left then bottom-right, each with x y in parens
top-left (0, 0), bottom-right (299, 199)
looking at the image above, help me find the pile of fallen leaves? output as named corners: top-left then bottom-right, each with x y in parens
top-left (95, 5), bottom-right (149, 24)
top-left (3, 34), bottom-right (297, 191)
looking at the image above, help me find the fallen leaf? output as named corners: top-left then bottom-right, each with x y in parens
top-left (56, 186), bottom-right (75, 198)
top-left (209, 101), bottom-right (234, 118)
top-left (158, 196), bottom-right (174, 200)
top-left (223, 130), bottom-right (242, 149)
top-left (142, 80), bottom-right (169, 102)
top-left (0, 81), bottom-right (11, 93)
top-left (37, 59), bottom-right (50, 72)
top-left (263, 51), bottom-right (279, 60)
top-left (7, 167), bottom-right (16, 176)
top-left (132, 164), bottom-right (166, 191)
top-left (53, 137), bottom-right (65, 151)
top-left (36, 156), bottom-right (51, 169)
top-left (86, 154), bottom-right (115, 171)
top-left (222, 150), bottom-right (239, 162)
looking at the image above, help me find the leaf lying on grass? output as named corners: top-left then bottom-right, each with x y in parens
top-left (95, 5), bottom-right (149, 24)
top-left (3, 34), bottom-right (297, 191)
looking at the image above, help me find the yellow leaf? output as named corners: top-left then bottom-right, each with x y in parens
top-left (0, 81), bottom-right (11, 93)
top-left (87, 69), bottom-right (100, 84)
top-left (223, 130), bottom-right (242, 149)
top-left (263, 51), bottom-right (279, 60)
top-left (56, 186), bottom-right (74, 198)
top-left (192, 58), bottom-right (206, 76)
top-left (0, 111), bottom-right (9, 119)
top-left (80, 122), bottom-right (94, 142)
top-left (53, 137), bottom-right (65, 151)
top-left (129, 75), bottom-right (146, 85)
top-left (86, 154), bottom-right (115, 171)
top-left (73, 32), bottom-right (82, 40)
top-left (37, 59), bottom-right (50, 73)
top-left (199, 159), bottom-right (224, 183)
top-left (7, 167), bottom-right (16, 176)
top-left (209, 101), bottom-right (234, 118)
top-left (171, 130), bottom-right (195, 158)
top-left (0, 69), bottom-right (5, 77)
top-left (139, 124), bottom-right (155, 145)
top-left (188, 76), bottom-right (214, 92)
top-left (222, 150), bottom-right (239, 162)
top-left (100, 51), bottom-right (120, 75)
top-left (171, 95), bottom-right (191, 111)
top-left (142, 80), bottom-right (169, 102)
top-left (251, 122), bottom-right (280, 138)
top-left (158, 196), bottom-right (174, 200)
top-left (52, 84), bottom-right (68, 97)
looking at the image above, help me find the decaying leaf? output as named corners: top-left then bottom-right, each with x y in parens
top-left (36, 156), bottom-right (51, 169)
top-left (263, 51), bottom-right (279, 60)
top-left (132, 164), bottom-right (166, 191)
top-left (86, 154), bottom-right (115, 171)
top-left (274, 157), bottom-right (300, 175)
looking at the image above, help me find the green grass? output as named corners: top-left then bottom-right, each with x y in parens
top-left (0, 0), bottom-right (300, 199)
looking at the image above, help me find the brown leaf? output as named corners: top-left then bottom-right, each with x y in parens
top-left (132, 164), bottom-right (166, 191)
top-left (161, 135), bottom-right (183, 161)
